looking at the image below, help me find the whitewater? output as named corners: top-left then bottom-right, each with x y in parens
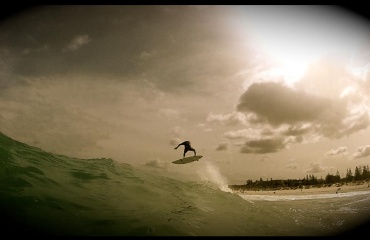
top-left (1, 132), bottom-right (369, 236)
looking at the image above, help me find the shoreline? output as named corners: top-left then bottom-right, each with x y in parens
top-left (233, 182), bottom-right (370, 196)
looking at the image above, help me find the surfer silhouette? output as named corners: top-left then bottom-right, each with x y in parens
top-left (174, 141), bottom-right (196, 158)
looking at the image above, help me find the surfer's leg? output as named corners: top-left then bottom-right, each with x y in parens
top-left (190, 147), bottom-right (196, 156)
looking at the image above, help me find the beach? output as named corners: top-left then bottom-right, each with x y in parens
top-left (235, 181), bottom-right (370, 236)
top-left (234, 182), bottom-right (370, 196)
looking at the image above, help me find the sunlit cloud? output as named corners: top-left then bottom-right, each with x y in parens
top-left (206, 112), bottom-right (246, 126)
top-left (326, 146), bottom-right (348, 156)
top-left (223, 128), bottom-right (260, 140)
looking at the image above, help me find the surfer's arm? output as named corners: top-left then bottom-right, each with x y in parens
top-left (174, 142), bottom-right (185, 149)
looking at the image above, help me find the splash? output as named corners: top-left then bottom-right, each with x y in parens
top-left (197, 160), bottom-right (232, 193)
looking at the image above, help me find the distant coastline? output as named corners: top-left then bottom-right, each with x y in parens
top-left (230, 181), bottom-right (370, 196)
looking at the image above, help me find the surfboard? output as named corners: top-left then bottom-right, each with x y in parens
top-left (172, 155), bottom-right (203, 164)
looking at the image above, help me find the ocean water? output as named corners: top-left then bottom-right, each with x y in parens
top-left (1, 132), bottom-right (370, 236)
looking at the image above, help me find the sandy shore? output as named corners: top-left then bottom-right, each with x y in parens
top-left (234, 182), bottom-right (370, 196)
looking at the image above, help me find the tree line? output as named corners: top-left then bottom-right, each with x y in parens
top-left (229, 165), bottom-right (370, 192)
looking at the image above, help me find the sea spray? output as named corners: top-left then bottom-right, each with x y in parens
top-left (197, 159), bottom-right (232, 193)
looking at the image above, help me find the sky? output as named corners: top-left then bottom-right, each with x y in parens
top-left (1, 5), bottom-right (370, 184)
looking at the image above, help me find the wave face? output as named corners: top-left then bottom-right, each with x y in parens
top-left (1, 132), bottom-right (370, 236)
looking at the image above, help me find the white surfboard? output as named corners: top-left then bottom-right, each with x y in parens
top-left (172, 155), bottom-right (203, 164)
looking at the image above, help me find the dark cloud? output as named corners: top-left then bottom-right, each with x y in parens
top-left (236, 82), bottom-right (338, 126)
top-left (0, 5), bottom-right (249, 95)
top-left (215, 142), bottom-right (228, 151)
top-left (281, 125), bottom-right (310, 143)
top-left (240, 137), bottom-right (286, 154)
top-left (215, 79), bottom-right (370, 154)
top-left (235, 81), bottom-right (370, 153)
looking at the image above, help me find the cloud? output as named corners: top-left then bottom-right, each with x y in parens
top-left (232, 81), bottom-right (370, 154)
top-left (326, 146), bottom-right (348, 156)
top-left (285, 163), bottom-right (298, 170)
top-left (236, 81), bottom-right (341, 126)
top-left (282, 124), bottom-right (311, 137)
top-left (223, 126), bottom-right (302, 154)
top-left (206, 112), bottom-right (246, 126)
top-left (65, 34), bottom-right (92, 51)
top-left (240, 137), bottom-right (286, 154)
top-left (305, 162), bottom-right (327, 174)
top-left (223, 128), bottom-right (260, 140)
top-left (353, 145), bottom-right (370, 158)
top-left (215, 142), bottom-right (228, 151)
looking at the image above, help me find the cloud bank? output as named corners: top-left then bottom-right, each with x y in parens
top-left (211, 56), bottom-right (370, 154)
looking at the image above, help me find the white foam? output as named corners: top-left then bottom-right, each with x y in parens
top-left (197, 160), bottom-right (232, 193)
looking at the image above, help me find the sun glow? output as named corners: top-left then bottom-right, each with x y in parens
top-left (258, 45), bottom-right (320, 87)
top-left (273, 53), bottom-right (312, 86)
top-left (238, 5), bottom-right (361, 87)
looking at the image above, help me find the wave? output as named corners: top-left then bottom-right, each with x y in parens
top-left (1, 131), bottom-right (370, 236)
